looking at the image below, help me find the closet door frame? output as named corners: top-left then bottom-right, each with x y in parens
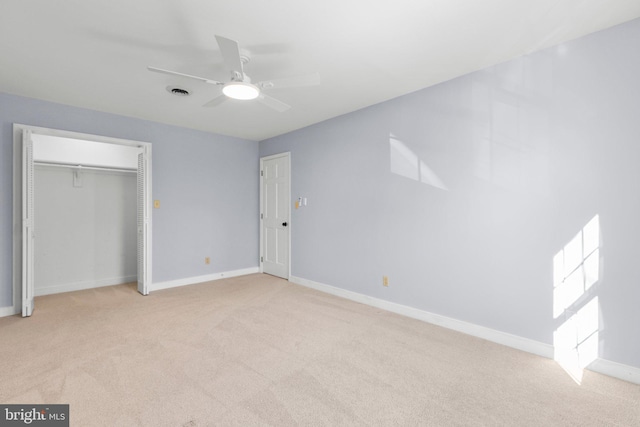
top-left (12, 124), bottom-right (153, 316)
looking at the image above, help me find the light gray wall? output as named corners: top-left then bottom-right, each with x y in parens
top-left (34, 166), bottom-right (137, 294)
top-left (260, 18), bottom-right (640, 369)
top-left (0, 92), bottom-right (259, 308)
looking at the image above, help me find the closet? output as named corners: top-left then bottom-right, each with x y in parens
top-left (15, 126), bottom-right (152, 316)
top-left (33, 134), bottom-right (139, 296)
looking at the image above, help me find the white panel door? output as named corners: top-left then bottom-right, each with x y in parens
top-left (22, 130), bottom-right (35, 316)
top-left (137, 146), bottom-right (152, 295)
top-left (261, 154), bottom-right (290, 279)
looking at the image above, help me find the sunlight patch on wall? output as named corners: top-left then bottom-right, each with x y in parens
top-left (553, 297), bottom-right (599, 384)
top-left (389, 134), bottom-right (448, 190)
top-left (552, 215), bottom-right (600, 384)
top-left (553, 215), bottom-right (600, 318)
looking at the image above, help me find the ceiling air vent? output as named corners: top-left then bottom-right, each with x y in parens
top-left (166, 86), bottom-right (190, 96)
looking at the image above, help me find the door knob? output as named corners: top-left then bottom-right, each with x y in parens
top-left (282, 222), bottom-right (288, 227)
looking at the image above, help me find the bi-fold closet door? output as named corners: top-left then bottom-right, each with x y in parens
top-left (21, 130), bottom-right (35, 316)
top-left (136, 146), bottom-right (151, 296)
top-left (20, 128), bottom-right (152, 317)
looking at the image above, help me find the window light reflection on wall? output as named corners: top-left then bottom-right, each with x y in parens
top-left (552, 215), bottom-right (600, 384)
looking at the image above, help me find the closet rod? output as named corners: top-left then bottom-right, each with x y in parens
top-left (34, 161), bottom-right (137, 174)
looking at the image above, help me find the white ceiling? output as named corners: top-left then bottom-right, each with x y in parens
top-left (2, 1), bottom-right (639, 141)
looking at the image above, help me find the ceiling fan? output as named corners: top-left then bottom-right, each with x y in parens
top-left (148, 35), bottom-right (320, 112)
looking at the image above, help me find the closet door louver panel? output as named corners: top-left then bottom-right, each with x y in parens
top-left (137, 148), bottom-right (150, 295)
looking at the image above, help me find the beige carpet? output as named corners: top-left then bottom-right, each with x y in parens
top-left (0, 274), bottom-right (638, 426)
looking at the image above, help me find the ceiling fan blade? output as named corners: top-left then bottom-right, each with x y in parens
top-left (203, 92), bottom-right (226, 107)
top-left (257, 72), bottom-right (320, 90)
top-left (215, 35), bottom-right (244, 79)
top-left (257, 94), bottom-right (291, 112)
top-left (147, 66), bottom-right (222, 85)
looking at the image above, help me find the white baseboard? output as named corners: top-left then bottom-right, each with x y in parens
top-left (1, 267), bottom-right (260, 318)
top-left (290, 275), bottom-right (553, 359)
top-left (0, 305), bottom-right (20, 317)
top-left (589, 358), bottom-right (640, 385)
top-left (150, 267), bottom-right (260, 292)
top-left (34, 275), bottom-right (138, 297)
top-left (290, 275), bottom-right (640, 385)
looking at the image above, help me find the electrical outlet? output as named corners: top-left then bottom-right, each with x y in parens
top-left (383, 276), bottom-right (389, 287)
top-left (154, 200), bottom-right (160, 209)
top-left (205, 257), bottom-right (210, 265)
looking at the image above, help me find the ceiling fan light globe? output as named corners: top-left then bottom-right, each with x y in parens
top-left (223, 82), bottom-right (260, 100)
